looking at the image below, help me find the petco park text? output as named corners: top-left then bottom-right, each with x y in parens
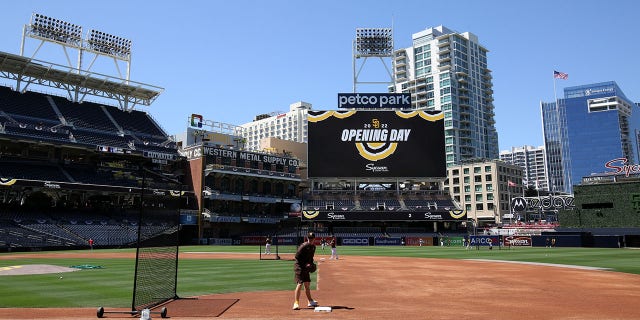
top-left (338, 93), bottom-right (411, 108)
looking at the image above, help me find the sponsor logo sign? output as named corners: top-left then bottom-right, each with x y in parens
top-left (208, 238), bottom-right (233, 245)
top-left (504, 236), bottom-right (532, 247)
top-left (181, 146), bottom-right (300, 168)
top-left (202, 146), bottom-right (299, 167)
top-left (301, 210), bottom-right (465, 221)
top-left (308, 110), bottom-right (445, 177)
top-left (342, 237), bottom-right (369, 246)
top-left (143, 151), bottom-right (177, 161)
top-left (242, 236), bottom-right (265, 245)
top-left (469, 235), bottom-right (500, 246)
top-left (209, 216), bottom-right (242, 223)
top-left (374, 237), bottom-right (402, 246)
top-left (338, 93), bottom-right (412, 109)
top-left (179, 214), bottom-right (198, 225)
top-left (511, 196), bottom-right (575, 212)
top-left (190, 114), bottom-right (203, 127)
top-left (605, 157), bottom-right (640, 177)
top-left (584, 87), bottom-right (614, 96)
top-left (405, 237), bottom-right (434, 246)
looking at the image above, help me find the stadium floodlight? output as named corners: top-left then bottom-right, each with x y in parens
top-left (355, 28), bottom-right (393, 57)
top-left (352, 27), bottom-right (394, 93)
top-left (86, 29), bottom-right (132, 59)
top-left (29, 13), bottom-right (83, 47)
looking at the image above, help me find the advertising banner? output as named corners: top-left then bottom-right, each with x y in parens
top-left (374, 237), bottom-right (402, 246)
top-left (341, 237), bottom-right (370, 246)
top-left (443, 236), bottom-right (464, 247)
top-left (307, 110), bottom-right (445, 177)
top-left (469, 235), bottom-right (500, 247)
top-left (301, 209), bottom-right (466, 221)
top-left (179, 214), bottom-right (197, 225)
top-left (503, 236), bottom-right (532, 247)
top-left (405, 237), bottom-right (434, 246)
top-left (242, 236), bottom-right (264, 245)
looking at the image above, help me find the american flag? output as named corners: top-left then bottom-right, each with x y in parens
top-left (554, 70), bottom-right (568, 80)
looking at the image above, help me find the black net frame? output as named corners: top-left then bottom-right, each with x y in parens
top-left (131, 167), bottom-right (182, 311)
top-left (258, 217), bottom-right (302, 261)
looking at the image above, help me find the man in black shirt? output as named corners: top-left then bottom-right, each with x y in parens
top-left (293, 232), bottom-right (318, 310)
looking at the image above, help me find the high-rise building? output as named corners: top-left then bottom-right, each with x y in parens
top-left (239, 101), bottom-right (311, 151)
top-left (541, 81), bottom-right (640, 194)
top-left (500, 145), bottom-right (548, 191)
top-left (390, 25), bottom-right (499, 167)
top-left (443, 159), bottom-right (523, 225)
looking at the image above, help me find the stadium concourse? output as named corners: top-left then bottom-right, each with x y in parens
top-left (1, 251), bottom-right (639, 319)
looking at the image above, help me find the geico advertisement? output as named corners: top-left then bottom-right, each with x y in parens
top-left (307, 110), bottom-right (445, 177)
top-left (341, 237), bottom-right (369, 246)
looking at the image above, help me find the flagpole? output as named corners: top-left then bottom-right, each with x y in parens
top-left (552, 70), bottom-right (560, 196)
top-left (553, 72), bottom-right (558, 106)
top-left (508, 184), bottom-right (512, 225)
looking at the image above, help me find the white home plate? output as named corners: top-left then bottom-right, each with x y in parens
top-left (314, 306), bottom-right (332, 312)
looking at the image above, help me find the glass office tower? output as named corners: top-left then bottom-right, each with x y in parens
top-left (541, 81), bottom-right (640, 194)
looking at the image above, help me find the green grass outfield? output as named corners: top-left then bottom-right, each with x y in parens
top-left (0, 245), bottom-right (639, 308)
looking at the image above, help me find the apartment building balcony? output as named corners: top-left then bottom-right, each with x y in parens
top-left (455, 70), bottom-right (468, 77)
top-left (438, 63), bottom-right (451, 71)
top-left (438, 54), bottom-right (451, 62)
top-left (437, 38), bottom-right (450, 46)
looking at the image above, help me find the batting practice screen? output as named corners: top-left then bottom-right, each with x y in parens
top-left (307, 110), bottom-right (445, 177)
top-left (132, 222), bottom-right (180, 310)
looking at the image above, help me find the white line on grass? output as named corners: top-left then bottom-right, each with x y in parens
top-left (465, 259), bottom-right (610, 271)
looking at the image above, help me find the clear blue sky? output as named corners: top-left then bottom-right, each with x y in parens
top-left (1, 1), bottom-right (638, 152)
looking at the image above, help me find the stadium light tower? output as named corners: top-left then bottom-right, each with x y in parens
top-left (85, 29), bottom-right (133, 80)
top-left (21, 13), bottom-right (84, 69)
top-left (7, 13), bottom-right (163, 110)
top-left (22, 13), bottom-right (133, 80)
top-left (352, 27), bottom-right (394, 93)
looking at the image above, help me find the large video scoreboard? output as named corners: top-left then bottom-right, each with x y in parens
top-left (307, 110), bottom-right (445, 178)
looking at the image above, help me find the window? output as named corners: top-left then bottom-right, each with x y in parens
top-left (485, 166), bottom-right (492, 172)
top-left (465, 204), bottom-right (472, 211)
top-left (463, 177), bottom-right (469, 183)
top-left (476, 203), bottom-right (484, 210)
top-left (475, 185), bottom-right (482, 192)
top-left (485, 174), bottom-right (492, 181)
top-left (465, 195), bottom-right (471, 202)
top-left (474, 167), bottom-right (481, 173)
top-left (474, 175), bottom-right (482, 182)
top-left (486, 184), bottom-right (493, 191)
top-left (464, 186), bottom-right (470, 193)
top-left (475, 194), bottom-right (483, 201)
top-left (464, 168), bottom-right (470, 174)
top-left (487, 193), bottom-right (494, 200)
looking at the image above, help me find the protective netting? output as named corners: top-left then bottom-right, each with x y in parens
top-left (132, 211), bottom-right (180, 311)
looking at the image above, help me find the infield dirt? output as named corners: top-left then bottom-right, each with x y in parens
top-left (1, 251), bottom-right (639, 319)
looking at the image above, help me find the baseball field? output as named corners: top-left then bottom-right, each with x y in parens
top-left (1, 245), bottom-right (639, 319)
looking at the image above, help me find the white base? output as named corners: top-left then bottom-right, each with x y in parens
top-left (314, 306), bottom-right (332, 312)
